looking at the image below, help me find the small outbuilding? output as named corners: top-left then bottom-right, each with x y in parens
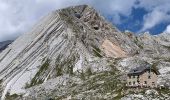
top-left (127, 64), bottom-right (160, 88)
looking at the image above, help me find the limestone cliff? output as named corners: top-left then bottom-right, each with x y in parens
top-left (0, 5), bottom-right (170, 100)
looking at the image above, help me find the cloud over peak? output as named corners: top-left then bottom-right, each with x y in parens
top-left (0, 0), bottom-right (170, 41)
top-left (164, 25), bottom-right (170, 33)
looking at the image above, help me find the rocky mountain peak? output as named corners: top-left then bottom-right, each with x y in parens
top-left (0, 5), bottom-right (130, 99)
top-left (0, 5), bottom-right (170, 100)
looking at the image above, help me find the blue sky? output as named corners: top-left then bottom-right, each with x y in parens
top-left (108, 7), bottom-right (170, 35)
top-left (0, 0), bottom-right (170, 41)
top-left (108, 7), bottom-right (148, 34)
top-left (104, 5), bottom-right (170, 35)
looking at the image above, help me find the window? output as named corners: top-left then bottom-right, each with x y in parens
top-left (129, 82), bottom-right (131, 85)
top-left (144, 81), bottom-right (147, 84)
top-left (133, 75), bottom-right (135, 78)
top-left (133, 81), bottom-right (135, 85)
top-left (129, 76), bottom-right (131, 79)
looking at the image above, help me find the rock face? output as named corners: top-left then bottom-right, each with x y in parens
top-left (0, 5), bottom-right (170, 100)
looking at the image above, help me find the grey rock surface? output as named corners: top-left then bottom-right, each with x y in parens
top-left (0, 5), bottom-right (170, 100)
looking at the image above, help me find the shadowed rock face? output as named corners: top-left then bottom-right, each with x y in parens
top-left (0, 5), bottom-right (170, 100)
top-left (0, 40), bottom-right (13, 53)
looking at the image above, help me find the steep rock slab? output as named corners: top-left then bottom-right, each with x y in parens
top-left (0, 5), bottom-right (138, 99)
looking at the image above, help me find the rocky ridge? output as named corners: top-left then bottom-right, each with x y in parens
top-left (0, 5), bottom-right (170, 100)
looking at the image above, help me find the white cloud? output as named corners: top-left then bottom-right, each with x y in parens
top-left (0, 0), bottom-right (170, 41)
top-left (110, 0), bottom-right (136, 16)
top-left (164, 25), bottom-right (170, 33)
top-left (139, 10), bottom-right (170, 32)
top-left (0, 0), bottom-right (81, 41)
top-left (136, 0), bottom-right (170, 33)
top-left (0, 0), bottom-right (137, 41)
